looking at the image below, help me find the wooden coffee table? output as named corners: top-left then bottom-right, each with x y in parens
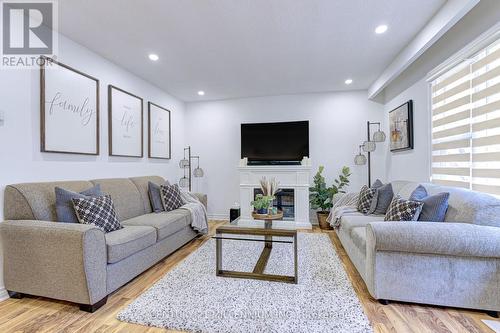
top-left (213, 213), bottom-right (298, 284)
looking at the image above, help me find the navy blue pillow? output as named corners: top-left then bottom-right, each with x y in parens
top-left (55, 185), bottom-right (102, 223)
top-left (148, 181), bottom-right (170, 213)
top-left (418, 192), bottom-right (450, 222)
top-left (409, 185), bottom-right (428, 201)
top-left (369, 183), bottom-right (394, 215)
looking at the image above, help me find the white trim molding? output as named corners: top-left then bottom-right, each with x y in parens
top-left (208, 214), bottom-right (229, 221)
top-left (427, 21), bottom-right (500, 82)
top-left (368, 0), bottom-right (479, 100)
top-left (0, 287), bottom-right (9, 302)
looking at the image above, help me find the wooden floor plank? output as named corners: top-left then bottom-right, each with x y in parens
top-left (0, 221), bottom-right (495, 333)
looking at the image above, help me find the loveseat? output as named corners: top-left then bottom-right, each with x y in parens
top-left (336, 180), bottom-right (500, 315)
top-left (0, 176), bottom-right (207, 312)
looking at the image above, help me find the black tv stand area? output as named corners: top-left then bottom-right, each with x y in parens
top-left (247, 161), bottom-right (301, 166)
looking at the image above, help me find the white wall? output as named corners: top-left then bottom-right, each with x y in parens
top-left (381, 0), bottom-right (500, 184)
top-left (185, 91), bottom-right (385, 219)
top-left (0, 34), bottom-right (186, 299)
top-left (383, 79), bottom-right (430, 183)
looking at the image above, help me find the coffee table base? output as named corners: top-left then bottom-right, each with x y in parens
top-left (215, 233), bottom-right (298, 284)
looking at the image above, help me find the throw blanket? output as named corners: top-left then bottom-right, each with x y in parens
top-left (180, 191), bottom-right (208, 234)
top-left (327, 192), bottom-right (359, 229)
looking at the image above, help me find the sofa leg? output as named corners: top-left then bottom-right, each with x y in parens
top-left (378, 299), bottom-right (390, 305)
top-left (7, 291), bottom-right (23, 299)
top-left (486, 310), bottom-right (499, 318)
top-left (79, 296), bottom-right (108, 313)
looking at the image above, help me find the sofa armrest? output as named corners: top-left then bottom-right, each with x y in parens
top-left (191, 193), bottom-right (207, 210)
top-left (0, 220), bottom-right (107, 305)
top-left (366, 222), bottom-right (500, 258)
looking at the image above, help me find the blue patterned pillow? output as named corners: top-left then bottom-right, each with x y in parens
top-left (72, 195), bottom-right (122, 233)
top-left (160, 184), bottom-right (184, 212)
top-left (55, 185), bottom-right (102, 223)
top-left (384, 196), bottom-right (424, 221)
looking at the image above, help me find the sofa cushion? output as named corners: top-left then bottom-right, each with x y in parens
top-left (4, 181), bottom-right (95, 221)
top-left (148, 181), bottom-right (170, 213)
top-left (357, 185), bottom-right (376, 214)
top-left (409, 185), bottom-right (428, 201)
top-left (90, 178), bottom-right (145, 221)
top-left (393, 181), bottom-right (420, 199)
top-left (55, 185), bottom-right (103, 223)
top-left (105, 225), bottom-right (157, 264)
top-left (129, 176), bottom-right (167, 214)
top-left (369, 183), bottom-right (394, 215)
top-left (424, 183), bottom-right (500, 227)
top-left (72, 195), bottom-right (123, 233)
top-left (350, 227), bottom-right (366, 254)
top-left (417, 192), bottom-right (450, 222)
top-left (122, 209), bottom-right (191, 240)
top-left (384, 196), bottom-right (423, 221)
top-left (160, 184), bottom-right (184, 212)
top-left (340, 213), bottom-right (384, 233)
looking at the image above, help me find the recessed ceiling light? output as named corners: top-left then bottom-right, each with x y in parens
top-left (345, 79), bottom-right (353, 85)
top-left (375, 25), bottom-right (388, 34)
top-left (197, 90), bottom-right (205, 96)
top-left (148, 54), bottom-right (159, 61)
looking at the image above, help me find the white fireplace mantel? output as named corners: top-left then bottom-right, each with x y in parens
top-left (238, 165), bottom-right (312, 229)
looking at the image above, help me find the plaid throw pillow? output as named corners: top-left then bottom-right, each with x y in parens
top-left (160, 184), bottom-right (184, 212)
top-left (72, 195), bottom-right (122, 233)
top-left (357, 185), bottom-right (376, 214)
top-left (384, 196), bottom-right (424, 221)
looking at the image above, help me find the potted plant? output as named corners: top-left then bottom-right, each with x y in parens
top-left (251, 194), bottom-right (274, 214)
top-left (309, 166), bottom-right (351, 229)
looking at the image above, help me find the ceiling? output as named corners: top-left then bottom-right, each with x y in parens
top-left (58, 0), bottom-right (446, 102)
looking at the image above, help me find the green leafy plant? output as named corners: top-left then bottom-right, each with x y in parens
top-left (251, 194), bottom-right (274, 211)
top-left (309, 166), bottom-right (351, 212)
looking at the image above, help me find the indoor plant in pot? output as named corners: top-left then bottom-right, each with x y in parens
top-left (309, 166), bottom-right (351, 229)
top-left (251, 194), bottom-right (274, 214)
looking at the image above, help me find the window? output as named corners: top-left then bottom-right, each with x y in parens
top-left (431, 37), bottom-right (500, 196)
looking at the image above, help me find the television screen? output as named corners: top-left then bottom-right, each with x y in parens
top-left (241, 121), bottom-right (309, 164)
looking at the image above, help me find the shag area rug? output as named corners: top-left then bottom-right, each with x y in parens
top-left (118, 233), bottom-right (372, 333)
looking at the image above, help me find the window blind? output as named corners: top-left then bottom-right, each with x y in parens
top-left (431, 38), bottom-right (500, 196)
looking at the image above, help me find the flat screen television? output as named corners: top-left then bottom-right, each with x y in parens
top-left (241, 121), bottom-right (309, 165)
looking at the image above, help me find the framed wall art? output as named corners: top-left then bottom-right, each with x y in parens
top-left (40, 57), bottom-right (99, 155)
top-left (389, 100), bottom-right (414, 152)
top-left (108, 85), bottom-right (143, 157)
top-left (148, 102), bottom-right (171, 159)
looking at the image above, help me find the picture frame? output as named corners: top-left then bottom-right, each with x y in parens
top-left (40, 56), bottom-right (100, 155)
top-left (389, 100), bottom-right (414, 152)
top-left (148, 102), bottom-right (171, 159)
top-left (108, 85), bottom-right (143, 157)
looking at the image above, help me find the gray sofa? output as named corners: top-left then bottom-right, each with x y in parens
top-left (0, 176), bottom-right (207, 312)
top-left (336, 180), bottom-right (500, 315)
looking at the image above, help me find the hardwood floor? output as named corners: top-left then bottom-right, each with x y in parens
top-left (0, 221), bottom-right (496, 333)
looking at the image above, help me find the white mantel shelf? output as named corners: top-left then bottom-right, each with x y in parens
top-left (238, 164), bottom-right (312, 229)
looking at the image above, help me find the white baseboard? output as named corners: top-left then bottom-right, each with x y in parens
top-left (208, 214), bottom-right (229, 221)
top-left (0, 287), bottom-right (9, 302)
top-left (482, 320), bottom-right (500, 333)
